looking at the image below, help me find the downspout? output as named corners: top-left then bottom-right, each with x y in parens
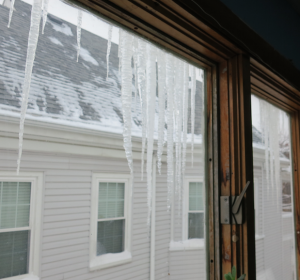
top-left (150, 155), bottom-right (157, 280)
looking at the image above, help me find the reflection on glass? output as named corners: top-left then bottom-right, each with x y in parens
top-left (0, 0), bottom-right (207, 278)
top-left (252, 95), bottom-right (296, 280)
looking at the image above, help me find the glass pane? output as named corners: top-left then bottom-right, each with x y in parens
top-left (0, 182), bottom-right (31, 229)
top-left (251, 95), bottom-right (297, 280)
top-left (188, 213), bottom-right (204, 239)
top-left (98, 182), bottom-right (124, 219)
top-left (0, 230), bottom-right (29, 279)
top-left (189, 182), bottom-right (204, 211)
top-left (97, 220), bottom-right (124, 256)
top-left (0, 0), bottom-right (208, 277)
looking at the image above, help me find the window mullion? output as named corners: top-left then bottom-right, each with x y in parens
top-left (0, 226), bottom-right (30, 233)
top-left (98, 217), bottom-right (125, 222)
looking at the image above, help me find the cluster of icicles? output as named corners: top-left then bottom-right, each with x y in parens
top-left (8, 1), bottom-right (203, 228)
top-left (259, 98), bottom-right (289, 209)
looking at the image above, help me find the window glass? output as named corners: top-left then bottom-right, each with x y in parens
top-left (251, 95), bottom-right (297, 280)
top-left (0, 182), bottom-right (31, 279)
top-left (188, 182), bottom-right (204, 239)
top-left (97, 182), bottom-right (125, 256)
top-left (0, 0), bottom-right (207, 276)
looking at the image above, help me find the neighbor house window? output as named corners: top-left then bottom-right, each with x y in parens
top-left (0, 173), bottom-right (43, 280)
top-left (188, 181), bottom-right (204, 239)
top-left (282, 180), bottom-right (292, 212)
top-left (97, 182), bottom-right (125, 255)
top-left (90, 174), bottom-right (132, 271)
top-left (169, 177), bottom-right (205, 251)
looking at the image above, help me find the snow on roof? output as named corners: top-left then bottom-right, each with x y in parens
top-left (0, 0), bottom-right (202, 140)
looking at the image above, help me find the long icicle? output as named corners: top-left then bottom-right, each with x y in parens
top-left (191, 66), bottom-right (196, 166)
top-left (157, 50), bottom-right (166, 174)
top-left (120, 30), bottom-right (134, 173)
top-left (166, 53), bottom-right (174, 211)
top-left (7, 0), bottom-right (16, 28)
top-left (181, 63), bottom-right (189, 178)
top-left (17, 0), bottom-right (43, 174)
top-left (42, 0), bottom-right (49, 34)
top-left (133, 37), bottom-right (138, 111)
top-left (175, 59), bottom-right (184, 218)
top-left (136, 39), bottom-right (147, 180)
top-left (106, 24), bottom-right (113, 80)
top-left (76, 10), bottom-right (83, 62)
top-left (118, 29), bottom-right (123, 72)
top-left (146, 44), bottom-right (156, 231)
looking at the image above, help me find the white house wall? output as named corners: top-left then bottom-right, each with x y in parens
top-left (0, 126), bottom-right (296, 280)
top-left (0, 146), bottom-right (206, 280)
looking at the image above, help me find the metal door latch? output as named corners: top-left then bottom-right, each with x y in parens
top-left (220, 181), bottom-right (250, 224)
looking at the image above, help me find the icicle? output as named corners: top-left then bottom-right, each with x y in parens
top-left (157, 50), bottom-right (166, 174)
top-left (174, 58), bottom-right (184, 221)
top-left (174, 59), bottom-right (183, 202)
top-left (118, 30), bottom-right (123, 72)
top-left (17, 0), bottom-right (43, 174)
top-left (106, 24), bottom-right (113, 80)
top-left (76, 10), bottom-right (83, 62)
top-left (42, 0), bottom-right (49, 34)
top-left (181, 63), bottom-right (189, 177)
top-left (120, 30), bottom-right (134, 173)
top-left (133, 37), bottom-right (138, 111)
top-left (191, 66), bottom-right (196, 166)
top-left (7, 0), bottom-right (15, 28)
top-left (136, 39), bottom-right (147, 179)
top-left (146, 44), bottom-right (156, 230)
top-left (166, 54), bottom-right (175, 211)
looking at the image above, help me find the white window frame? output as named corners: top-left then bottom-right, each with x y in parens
top-left (90, 173), bottom-right (132, 271)
top-left (169, 176), bottom-right (204, 251)
top-left (0, 171), bottom-right (43, 280)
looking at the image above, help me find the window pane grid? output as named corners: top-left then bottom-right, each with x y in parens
top-left (0, 182), bottom-right (31, 230)
top-left (189, 182), bottom-right (204, 211)
top-left (188, 182), bottom-right (204, 239)
top-left (97, 181), bottom-right (125, 256)
top-left (98, 182), bottom-right (124, 219)
top-left (0, 230), bottom-right (30, 279)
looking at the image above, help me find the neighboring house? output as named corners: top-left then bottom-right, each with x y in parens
top-left (0, 1), bottom-right (295, 280)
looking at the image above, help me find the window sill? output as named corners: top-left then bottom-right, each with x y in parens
top-left (2, 274), bottom-right (39, 280)
top-left (255, 234), bottom-right (265, 241)
top-left (169, 239), bottom-right (205, 251)
top-left (89, 251), bottom-right (132, 271)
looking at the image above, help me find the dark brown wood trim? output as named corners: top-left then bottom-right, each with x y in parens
top-left (173, 0), bottom-right (300, 92)
top-left (291, 111), bottom-right (300, 279)
top-left (222, 54), bottom-right (255, 280)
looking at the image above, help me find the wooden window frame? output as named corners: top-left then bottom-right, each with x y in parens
top-left (69, 0), bottom-right (300, 279)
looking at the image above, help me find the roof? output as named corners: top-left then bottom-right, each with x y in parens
top-left (0, 0), bottom-right (208, 141)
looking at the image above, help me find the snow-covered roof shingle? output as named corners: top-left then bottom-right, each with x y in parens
top-left (0, 0), bottom-right (203, 138)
